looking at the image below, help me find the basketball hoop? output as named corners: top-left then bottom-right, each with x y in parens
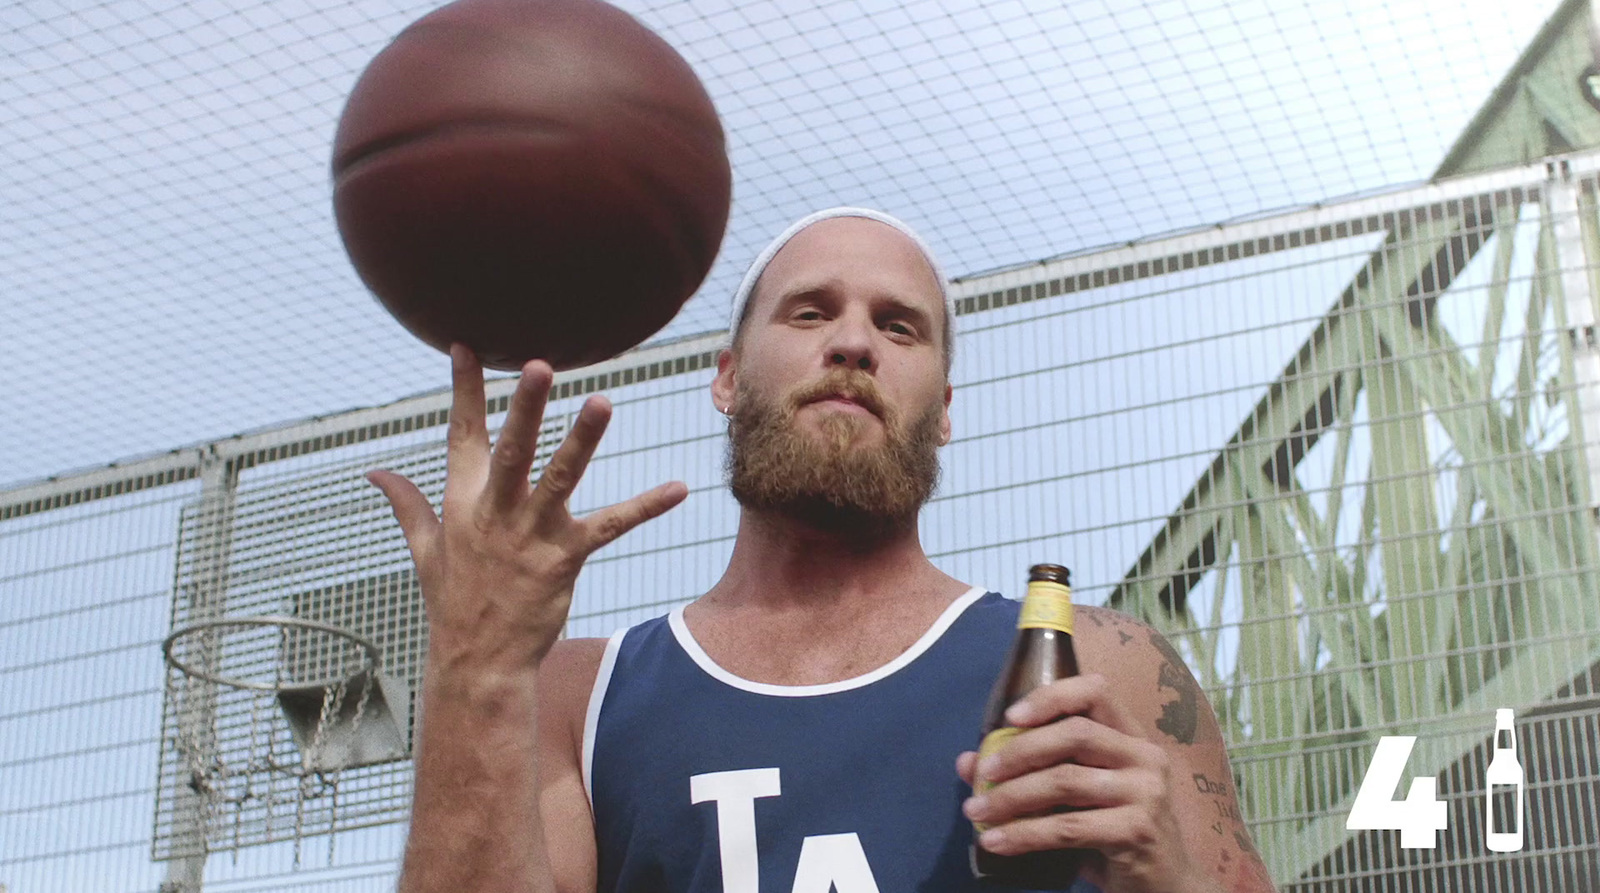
top-left (163, 615), bottom-right (383, 692)
top-left (160, 614), bottom-right (412, 863)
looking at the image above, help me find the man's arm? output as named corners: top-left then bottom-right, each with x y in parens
top-left (370, 346), bottom-right (684, 893)
top-left (537, 639), bottom-right (606, 891)
top-left (958, 605), bottom-right (1276, 893)
top-left (396, 637), bottom-right (602, 893)
top-left (1080, 607), bottom-right (1275, 892)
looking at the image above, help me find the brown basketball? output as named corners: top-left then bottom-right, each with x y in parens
top-left (332, 0), bottom-right (731, 371)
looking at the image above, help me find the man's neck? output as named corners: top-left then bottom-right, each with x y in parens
top-left (686, 508), bottom-right (969, 686)
top-left (702, 507), bottom-right (962, 613)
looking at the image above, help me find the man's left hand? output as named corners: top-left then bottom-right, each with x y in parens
top-left (956, 673), bottom-right (1224, 893)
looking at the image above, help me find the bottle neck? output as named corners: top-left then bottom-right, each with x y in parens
top-left (1018, 580), bottom-right (1074, 634)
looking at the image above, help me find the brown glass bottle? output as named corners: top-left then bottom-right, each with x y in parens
top-left (970, 563), bottom-right (1091, 889)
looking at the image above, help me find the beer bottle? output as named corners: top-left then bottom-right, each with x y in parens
top-left (971, 563), bottom-right (1090, 888)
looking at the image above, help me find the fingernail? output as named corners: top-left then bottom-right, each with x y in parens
top-left (1005, 702), bottom-right (1033, 725)
top-left (980, 828), bottom-right (1006, 850)
top-left (963, 795), bottom-right (989, 819)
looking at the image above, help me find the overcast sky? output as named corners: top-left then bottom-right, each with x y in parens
top-left (0, 0), bottom-right (1558, 490)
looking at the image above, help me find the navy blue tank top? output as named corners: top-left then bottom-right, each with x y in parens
top-left (585, 588), bottom-right (1101, 893)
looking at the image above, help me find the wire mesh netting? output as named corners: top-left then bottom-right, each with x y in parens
top-left (9, 155), bottom-right (1600, 890)
top-left (6, 1), bottom-right (1600, 892)
top-left (0, 0), bottom-right (1558, 488)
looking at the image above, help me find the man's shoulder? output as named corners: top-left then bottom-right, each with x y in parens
top-left (546, 635), bottom-right (611, 671)
top-left (539, 637), bottom-right (612, 745)
top-left (1070, 603), bottom-right (1178, 676)
top-left (982, 597), bottom-right (1192, 693)
top-left (542, 636), bottom-right (610, 694)
top-left (1073, 603), bottom-right (1157, 643)
top-left (976, 594), bottom-right (1167, 658)
top-left (1070, 604), bottom-right (1220, 747)
top-left (540, 611), bottom-right (671, 687)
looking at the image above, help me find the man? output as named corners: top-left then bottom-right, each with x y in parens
top-left (369, 208), bottom-right (1277, 893)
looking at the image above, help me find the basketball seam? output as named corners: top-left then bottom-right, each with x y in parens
top-left (331, 118), bottom-right (575, 179)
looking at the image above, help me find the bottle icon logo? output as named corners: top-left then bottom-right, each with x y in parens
top-left (1346, 707), bottom-right (1530, 853)
top-left (1485, 708), bottom-right (1525, 853)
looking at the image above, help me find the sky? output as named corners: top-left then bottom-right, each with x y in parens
top-left (0, 0), bottom-right (1561, 490)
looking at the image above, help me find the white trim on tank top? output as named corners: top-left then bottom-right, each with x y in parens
top-left (666, 585), bottom-right (989, 697)
top-left (581, 586), bottom-right (990, 806)
top-left (582, 628), bottom-right (628, 806)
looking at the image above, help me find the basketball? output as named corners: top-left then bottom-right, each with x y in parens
top-left (331, 0), bottom-right (732, 371)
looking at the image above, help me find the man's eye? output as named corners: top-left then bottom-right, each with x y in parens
top-left (886, 321), bottom-right (915, 336)
top-left (795, 310), bottom-right (823, 321)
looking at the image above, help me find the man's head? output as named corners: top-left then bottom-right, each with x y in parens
top-left (712, 209), bottom-right (954, 538)
top-left (727, 207), bottom-right (955, 372)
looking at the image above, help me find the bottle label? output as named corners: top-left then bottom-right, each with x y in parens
top-left (972, 727), bottom-right (1022, 833)
top-left (1018, 581), bottom-right (1073, 633)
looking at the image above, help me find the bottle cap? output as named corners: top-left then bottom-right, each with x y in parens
top-left (1028, 564), bottom-right (1070, 586)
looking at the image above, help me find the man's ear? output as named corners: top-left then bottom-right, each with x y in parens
top-left (712, 348), bottom-right (737, 414)
top-left (939, 382), bottom-right (953, 446)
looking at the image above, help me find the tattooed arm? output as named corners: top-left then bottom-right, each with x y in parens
top-left (1125, 608), bottom-right (1276, 891)
top-left (957, 606), bottom-right (1276, 893)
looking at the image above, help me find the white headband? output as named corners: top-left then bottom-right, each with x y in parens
top-left (727, 206), bottom-right (955, 337)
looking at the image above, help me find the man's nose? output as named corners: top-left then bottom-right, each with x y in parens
top-left (825, 314), bottom-right (876, 372)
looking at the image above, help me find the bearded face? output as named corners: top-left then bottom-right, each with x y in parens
top-left (725, 366), bottom-right (944, 538)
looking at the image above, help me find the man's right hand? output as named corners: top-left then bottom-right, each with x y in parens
top-left (367, 343), bottom-right (688, 672)
top-left (371, 345), bottom-right (686, 893)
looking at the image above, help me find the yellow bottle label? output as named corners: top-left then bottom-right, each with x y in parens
top-left (972, 727), bottom-right (1022, 832)
top-left (1018, 580), bottom-right (1073, 633)
top-left (978, 726), bottom-right (1021, 761)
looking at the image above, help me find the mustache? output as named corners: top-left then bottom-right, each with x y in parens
top-left (786, 368), bottom-right (889, 419)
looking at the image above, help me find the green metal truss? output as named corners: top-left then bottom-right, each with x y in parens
top-left (1100, 0), bottom-right (1600, 881)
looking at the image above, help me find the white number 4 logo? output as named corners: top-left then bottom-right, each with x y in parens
top-left (1346, 736), bottom-right (1449, 848)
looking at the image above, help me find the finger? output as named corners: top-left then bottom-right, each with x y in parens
top-left (956, 751), bottom-right (978, 786)
top-left (366, 470), bottom-right (440, 556)
top-left (578, 480), bottom-right (688, 553)
top-left (1006, 673), bottom-right (1140, 736)
top-left (486, 360), bottom-right (554, 513)
top-left (978, 716), bottom-right (1146, 785)
top-left (966, 761), bottom-right (1129, 828)
top-left (532, 396), bottom-right (613, 509)
top-left (977, 804), bottom-right (1144, 857)
top-left (446, 344), bottom-right (491, 485)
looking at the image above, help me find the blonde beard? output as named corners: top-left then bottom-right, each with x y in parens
top-left (725, 371), bottom-right (943, 539)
